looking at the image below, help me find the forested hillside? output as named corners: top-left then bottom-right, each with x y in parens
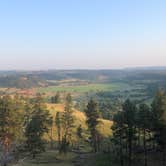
top-left (0, 90), bottom-right (166, 166)
top-left (0, 75), bottom-right (48, 88)
top-left (0, 69), bottom-right (166, 166)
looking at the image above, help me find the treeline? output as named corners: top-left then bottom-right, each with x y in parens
top-left (0, 75), bottom-right (48, 88)
top-left (111, 90), bottom-right (166, 166)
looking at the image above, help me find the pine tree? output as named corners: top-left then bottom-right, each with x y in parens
top-left (122, 99), bottom-right (137, 166)
top-left (137, 103), bottom-right (151, 166)
top-left (112, 111), bottom-right (125, 166)
top-left (51, 92), bottom-right (61, 103)
top-left (25, 94), bottom-right (51, 158)
top-left (55, 112), bottom-right (62, 149)
top-left (60, 93), bottom-right (74, 153)
top-left (77, 125), bottom-right (83, 139)
top-left (112, 99), bottom-right (137, 166)
top-left (76, 125), bottom-right (83, 150)
top-left (0, 95), bottom-right (24, 166)
top-left (48, 116), bottom-right (54, 149)
top-left (84, 99), bottom-right (100, 152)
top-left (151, 90), bottom-right (166, 166)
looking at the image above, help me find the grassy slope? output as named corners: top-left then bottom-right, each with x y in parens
top-left (15, 104), bottom-right (112, 166)
top-left (46, 103), bottom-right (112, 141)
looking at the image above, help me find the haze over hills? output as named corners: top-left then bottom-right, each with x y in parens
top-left (0, 67), bottom-right (166, 89)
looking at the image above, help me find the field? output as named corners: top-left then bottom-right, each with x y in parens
top-left (37, 83), bottom-right (130, 93)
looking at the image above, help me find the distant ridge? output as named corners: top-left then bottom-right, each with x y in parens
top-left (124, 66), bottom-right (166, 71)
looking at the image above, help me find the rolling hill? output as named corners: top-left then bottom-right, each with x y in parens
top-left (46, 103), bottom-right (112, 141)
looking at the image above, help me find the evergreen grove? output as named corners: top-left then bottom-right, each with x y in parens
top-left (0, 91), bottom-right (166, 166)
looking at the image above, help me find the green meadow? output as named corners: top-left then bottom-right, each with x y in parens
top-left (37, 83), bottom-right (130, 93)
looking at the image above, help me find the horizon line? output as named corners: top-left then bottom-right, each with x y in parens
top-left (0, 66), bottom-right (166, 72)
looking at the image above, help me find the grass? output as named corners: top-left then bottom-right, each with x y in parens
top-left (97, 119), bottom-right (113, 137)
top-left (94, 153), bottom-right (116, 166)
top-left (17, 149), bottom-right (114, 166)
top-left (14, 149), bottom-right (163, 166)
top-left (74, 153), bottom-right (117, 166)
top-left (15, 151), bottom-right (114, 166)
top-left (37, 83), bottom-right (129, 93)
top-left (46, 103), bottom-right (112, 141)
top-left (14, 150), bottom-right (77, 166)
top-left (90, 152), bottom-right (164, 166)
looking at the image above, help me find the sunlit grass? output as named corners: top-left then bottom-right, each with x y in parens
top-left (45, 104), bottom-right (112, 141)
top-left (37, 83), bottom-right (129, 93)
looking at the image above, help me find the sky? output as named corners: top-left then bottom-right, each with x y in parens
top-left (0, 0), bottom-right (166, 70)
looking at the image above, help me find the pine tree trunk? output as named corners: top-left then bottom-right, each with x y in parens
top-left (94, 134), bottom-right (97, 153)
top-left (143, 129), bottom-right (147, 166)
top-left (138, 128), bottom-right (141, 146)
top-left (148, 132), bottom-right (152, 149)
top-left (58, 126), bottom-right (61, 149)
top-left (32, 153), bottom-right (36, 159)
top-left (152, 132), bottom-right (155, 150)
top-left (163, 144), bottom-right (166, 166)
top-left (120, 130), bottom-right (124, 166)
top-left (50, 127), bottom-right (53, 149)
top-left (92, 131), bottom-right (98, 153)
top-left (128, 139), bottom-right (132, 166)
top-left (128, 129), bottom-right (132, 166)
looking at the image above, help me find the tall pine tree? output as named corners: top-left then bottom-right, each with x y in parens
top-left (60, 93), bottom-right (74, 153)
top-left (85, 99), bottom-right (100, 152)
top-left (25, 94), bottom-right (51, 158)
top-left (0, 95), bottom-right (24, 166)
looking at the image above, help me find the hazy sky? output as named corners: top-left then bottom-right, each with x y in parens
top-left (0, 0), bottom-right (166, 70)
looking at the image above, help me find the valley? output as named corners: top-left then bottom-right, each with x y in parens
top-left (0, 69), bottom-right (165, 166)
